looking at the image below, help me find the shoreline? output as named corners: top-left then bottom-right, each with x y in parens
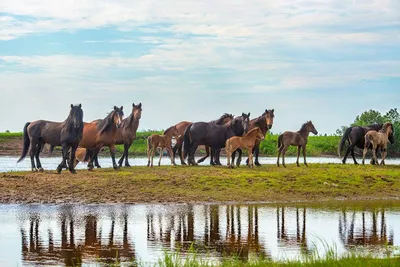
top-left (1, 164), bottom-right (400, 205)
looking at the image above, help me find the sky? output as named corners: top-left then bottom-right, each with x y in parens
top-left (0, 0), bottom-right (399, 134)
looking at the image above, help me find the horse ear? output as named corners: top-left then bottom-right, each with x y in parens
top-left (120, 106), bottom-right (123, 111)
top-left (78, 104), bottom-right (82, 108)
top-left (138, 103), bottom-right (142, 108)
top-left (242, 112), bottom-right (245, 117)
top-left (248, 112), bottom-right (250, 118)
top-left (271, 109), bottom-right (274, 113)
top-left (265, 109), bottom-right (268, 113)
top-left (132, 103), bottom-right (135, 107)
top-left (71, 104), bottom-right (74, 109)
top-left (114, 106), bottom-right (117, 110)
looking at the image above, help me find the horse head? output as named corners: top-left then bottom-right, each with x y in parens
top-left (231, 112), bottom-right (250, 135)
top-left (384, 122), bottom-right (395, 144)
top-left (308, 121), bottom-right (318, 135)
top-left (69, 104), bottom-right (83, 130)
top-left (263, 109), bottom-right (275, 129)
top-left (113, 106), bottom-right (124, 128)
top-left (132, 103), bottom-right (142, 120)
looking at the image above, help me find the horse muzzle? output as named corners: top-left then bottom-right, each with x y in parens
top-left (267, 124), bottom-right (273, 129)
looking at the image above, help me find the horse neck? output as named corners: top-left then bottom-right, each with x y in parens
top-left (252, 117), bottom-right (268, 132)
top-left (164, 130), bottom-right (175, 138)
top-left (244, 130), bottom-right (258, 141)
top-left (126, 113), bottom-right (140, 131)
top-left (100, 112), bottom-right (117, 133)
top-left (298, 128), bottom-right (311, 139)
top-left (63, 113), bottom-right (78, 132)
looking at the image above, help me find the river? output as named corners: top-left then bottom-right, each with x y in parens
top-left (0, 202), bottom-right (399, 266)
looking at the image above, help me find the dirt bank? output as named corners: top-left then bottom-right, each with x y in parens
top-left (1, 164), bottom-right (399, 204)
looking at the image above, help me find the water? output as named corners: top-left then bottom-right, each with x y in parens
top-left (0, 203), bottom-right (399, 266)
top-left (1, 156), bottom-right (399, 172)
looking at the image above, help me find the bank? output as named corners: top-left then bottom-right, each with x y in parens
top-left (1, 164), bottom-right (399, 204)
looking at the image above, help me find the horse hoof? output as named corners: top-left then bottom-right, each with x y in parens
top-left (70, 169), bottom-right (77, 174)
top-left (125, 164), bottom-right (131, 168)
top-left (113, 166), bottom-right (120, 170)
top-left (39, 167), bottom-right (44, 172)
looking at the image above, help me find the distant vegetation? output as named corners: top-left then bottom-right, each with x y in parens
top-left (1, 108), bottom-right (398, 157)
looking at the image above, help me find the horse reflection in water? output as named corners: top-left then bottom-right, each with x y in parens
top-left (146, 205), bottom-right (270, 261)
top-left (339, 209), bottom-right (393, 248)
top-left (20, 206), bottom-right (135, 266)
top-left (276, 207), bottom-right (311, 255)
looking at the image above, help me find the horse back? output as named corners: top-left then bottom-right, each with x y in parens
top-left (28, 120), bottom-right (63, 145)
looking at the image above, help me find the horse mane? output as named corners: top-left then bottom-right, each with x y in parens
top-left (163, 125), bottom-right (176, 135)
top-left (298, 122), bottom-right (310, 135)
top-left (97, 110), bottom-right (117, 134)
top-left (382, 122), bottom-right (392, 133)
top-left (211, 113), bottom-right (234, 124)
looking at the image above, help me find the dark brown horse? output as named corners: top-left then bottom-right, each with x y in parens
top-left (232, 109), bottom-right (275, 166)
top-left (78, 106), bottom-right (124, 170)
top-left (277, 121), bottom-right (318, 167)
top-left (338, 124), bottom-right (394, 164)
top-left (17, 104), bottom-right (84, 174)
top-left (169, 113), bottom-right (234, 165)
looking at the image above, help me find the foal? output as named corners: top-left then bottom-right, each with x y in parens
top-left (362, 122), bottom-right (393, 166)
top-left (147, 126), bottom-right (179, 167)
top-left (277, 121), bottom-right (318, 167)
top-left (226, 127), bottom-right (264, 168)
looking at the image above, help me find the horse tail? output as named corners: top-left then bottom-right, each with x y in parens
top-left (183, 124), bottom-right (193, 159)
top-left (147, 136), bottom-right (151, 152)
top-left (338, 127), bottom-right (352, 157)
top-left (17, 122), bottom-right (31, 163)
top-left (277, 134), bottom-right (283, 149)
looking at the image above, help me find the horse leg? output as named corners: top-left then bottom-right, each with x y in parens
top-left (254, 145), bottom-right (261, 167)
top-left (236, 149), bottom-right (242, 167)
top-left (302, 145), bottom-right (308, 167)
top-left (147, 144), bottom-right (152, 167)
top-left (209, 147), bottom-right (216, 166)
top-left (178, 144), bottom-right (186, 165)
top-left (381, 148), bottom-right (386, 166)
top-left (282, 146), bottom-right (288, 168)
top-left (350, 146), bottom-right (358, 165)
top-left (87, 148), bottom-right (99, 171)
top-left (69, 145), bottom-right (78, 174)
top-left (197, 146), bottom-right (210, 164)
top-left (248, 147), bottom-right (254, 168)
top-left (296, 146), bottom-right (301, 167)
top-left (158, 147), bottom-right (163, 166)
top-left (215, 149), bottom-right (222, 165)
top-left (124, 143), bottom-right (131, 167)
top-left (277, 146), bottom-right (282, 167)
top-left (57, 143), bottom-right (69, 174)
top-left (372, 147), bottom-right (378, 166)
top-left (362, 146), bottom-right (368, 165)
top-left (151, 147), bottom-right (156, 167)
top-left (94, 152), bottom-right (101, 168)
top-left (35, 140), bottom-right (45, 172)
top-left (188, 143), bottom-right (199, 166)
top-left (29, 139), bottom-right (38, 172)
top-left (342, 145), bottom-right (352, 164)
top-left (168, 146), bottom-right (176, 166)
top-left (109, 145), bottom-right (119, 170)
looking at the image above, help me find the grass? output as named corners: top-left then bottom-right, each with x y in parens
top-left (1, 164), bottom-right (400, 204)
top-left (94, 243), bottom-right (400, 267)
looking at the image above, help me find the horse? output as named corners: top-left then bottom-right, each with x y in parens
top-left (362, 122), bottom-right (394, 166)
top-left (277, 121), bottom-right (318, 167)
top-left (17, 104), bottom-right (84, 174)
top-left (339, 124), bottom-right (394, 165)
top-left (169, 113), bottom-right (234, 165)
top-left (147, 126), bottom-right (179, 167)
top-left (231, 109), bottom-right (275, 167)
top-left (183, 113), bottom-right (250, 166)
top-left (225, 127), bottom-right (264, 168)
top-left (78, 106), bottom-right (124, 171)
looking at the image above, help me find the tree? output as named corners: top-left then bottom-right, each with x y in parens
top-left (384, 108), bottom-right (399, 123)
top-left (352, 109), bottom-right (385, 126)
top-left (335, 125), bottom-right (348, 136)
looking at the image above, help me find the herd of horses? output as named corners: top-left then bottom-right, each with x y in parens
top-left (16, 103), bottom-right (395, 174)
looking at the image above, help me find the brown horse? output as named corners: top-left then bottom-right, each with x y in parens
top-left (147, 126), bottom-right (179, 167)
top-left (232, 109), bottom-right (275, 166)
top-left (362, 122), bottom-right (393, 166)
top-left (225, 127), bottom-right (264, 168)
top-left (170, 113), bottom-right (234, 165)
top-left (277, 121), bottom-right (318, 167)
top-left (78, 106), bottom-right (124, 170)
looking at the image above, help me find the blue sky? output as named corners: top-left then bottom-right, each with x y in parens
top-left (0, 0), bottom-right (399, 134)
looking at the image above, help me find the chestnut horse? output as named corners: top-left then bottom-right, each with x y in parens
top-left (362, 122), bottom-right (394, 166)
top-left (170, 113), bottom-right (234, 165)
top-left (17, 104), bottom-right (84, 174)
top-left (147, 126), bottom-right (179, 167)
top-left (226, 127), bottom-right (264, 168)
top-left (78, 106), bottom-right (124, 170)
top-left (277, 121), bottom-right (318, 167)
top-left (232, 109), bottom-right (275, 167)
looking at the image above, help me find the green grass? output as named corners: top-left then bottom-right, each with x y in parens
top-left (98, 243), bottom-right (400, 267)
